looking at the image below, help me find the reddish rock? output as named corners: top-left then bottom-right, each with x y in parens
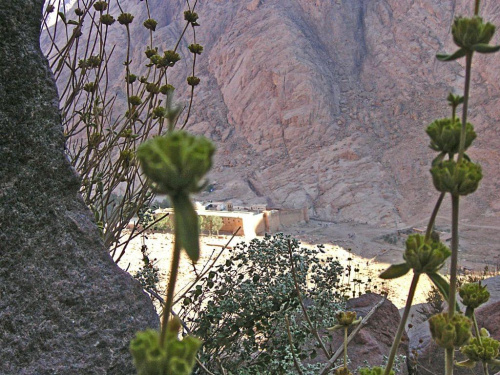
top-left (476, 301), bottom-right (500, 347)
top-left (320, 293), bottom-right (409, 373)
top-left (41, 0), bottom-right (500, 227)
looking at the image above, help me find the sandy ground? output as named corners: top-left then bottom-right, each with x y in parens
top-left (116, 215), bottom-right (499, 311)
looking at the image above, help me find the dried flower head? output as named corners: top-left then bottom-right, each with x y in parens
top-left (130, 320), bottom-right (201, 375)
top-left (83, 82), bottom-right (97, 93)
top-left (145, 47), bottom-right (158, 58)
top-left (459, 282), bottom-right (490, 310)
top-left (143, 18), bottom-right (158, 31)
top-left (146, 83), bottom-right (160, 94)
top-left (188, 43), bottom-right (204, 55)
top-left (125, 74), bottom-right (137, 84)
top-left (128, 96), bottom-right (142, 106)
top-left (184, 10), bottom-right (199, 25)
top-left (137, 131), bottom-right (215, 196)
top-left (403, 234), bottom-right (451, 274)
top-left (453, 16), bottom-right (496, 51)
top-left (462, 336), bottom-right (500, 363)
top-left (100, 14), bottom-right (115, 26)
top-left (158, 50), bottom-right (181, 68)
top-left (93, 1), bottom-right (108, 12)
top-left (152, 107), bottom-right (167, 119)
top-left (429, 313), bottom-right (471, 349)
top-left (118, 13), bottom-right (134, 25)
top-left (430, 159), bottom-right (482, 196)
top-left (426, 118), bottom-right (476, 154)
top-left (187, 76), bottom-right (201, 87)
top-left (160, 84), bottom-right (175, 95)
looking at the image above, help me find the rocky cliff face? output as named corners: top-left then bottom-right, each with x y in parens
top-left (44, 0), bottom-right (500, 227)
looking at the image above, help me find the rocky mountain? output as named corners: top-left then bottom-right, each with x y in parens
top-left (43, 0), bottom-right (500, 227)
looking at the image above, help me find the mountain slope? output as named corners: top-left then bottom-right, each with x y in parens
top-left (43, 0), bottom-right (500, 226)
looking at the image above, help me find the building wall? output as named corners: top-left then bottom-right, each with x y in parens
top-left (153, 206), bottom-right (308, 239)
top-left (263, 208), bottom-right (309, 233)
top-left (277, 208), bottom-right (309, 227)
top-left (220, 216), bottom-right (244, 234)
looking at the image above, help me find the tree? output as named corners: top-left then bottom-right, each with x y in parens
top-left (0, 1), bottom-right (158, 372)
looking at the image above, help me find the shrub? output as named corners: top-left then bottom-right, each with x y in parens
top-left (178, 233), bottom-right (344, 374)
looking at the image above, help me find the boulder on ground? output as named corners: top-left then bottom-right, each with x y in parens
top-left (317, 293), bottom-right (409, 374)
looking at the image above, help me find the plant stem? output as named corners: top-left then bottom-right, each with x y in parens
top-left (471, 313), bottom-right (490, 375)
top-left (285, 315), bottom-right (304, 375)
top-left (472, 313), bottom-right (482, 340)
top-left (445, 194), bottom-right (460, 375)
top-left (448, 194), bottom-right (459, 319)
top-left (344, 327), bottom-right (348, 368)
top-left (159, 235), bottom-right (181, 347)
top-left (384, 272), bottom-right (420, 375)
top-left (286, 240), bottom-right (331, 359)
top-left (425, 192), bottom-right (445, 242)
top-left (475, 0), bottom-right (481, 16)
top-left (483, 362), bottom-right (490, 375)
top-left (457, 53), bottom-right (473, 164)
top-left (445, 40), bottom-right (473, 375)
top-left (445, 348), bottom-right (454, 375)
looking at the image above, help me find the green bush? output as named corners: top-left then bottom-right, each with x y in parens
top-left (199, 215), bottom-right (224, 236)
top-left (152, 214), bottom-right (175, 232)
top-left (178, 233), bottom-right (344, 374)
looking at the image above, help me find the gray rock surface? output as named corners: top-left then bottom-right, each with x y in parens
top-left (482, 275), bottom-right (500, 304)
top-left (0, 1), bottom-right (159, 374)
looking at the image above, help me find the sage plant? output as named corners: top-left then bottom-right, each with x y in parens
top-left (328, 311), bottom-right (361, 374)
top-left (130, 113), bottom-right (215, 374)
top-left (380, 1), bottom-right (499, 374)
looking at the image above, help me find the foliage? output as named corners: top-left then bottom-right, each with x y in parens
top-left (429, 313), bottom-right (472, 349)
top-left (156, 197), bottom-right (172, 209)
top-left (358, 367), bottom-right (393, 375)
top-left (41, 0), bottom-right (500, 374)
top-left (133, 123), bottom-right (215, 372)
top-left (133, 242), bottom-right (160, 293)
top-left (152, 214), bottom-right (174, 232)
top-left (199, 215), bottom-right (224, 236)
top-left (417, 286), bottom-right (443, 321)
top-left (177, 233), bottom-right (344, 374)
top-left (130, 319), bottom-right (202, 375)
top-left (378, 1), bottom-right (500, 374)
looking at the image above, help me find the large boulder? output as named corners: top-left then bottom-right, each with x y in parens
top-left (320, 293), bottom-right (409, 374)
top-left (481, 276), bottom-right (500, 305)
top-left (0, 2), bottom-right (159, 374)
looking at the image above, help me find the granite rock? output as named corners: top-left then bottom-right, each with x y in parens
top-left (0, 2), bottom-right (159, 374)
top-left (322, 293), bottom-right (409, 373)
